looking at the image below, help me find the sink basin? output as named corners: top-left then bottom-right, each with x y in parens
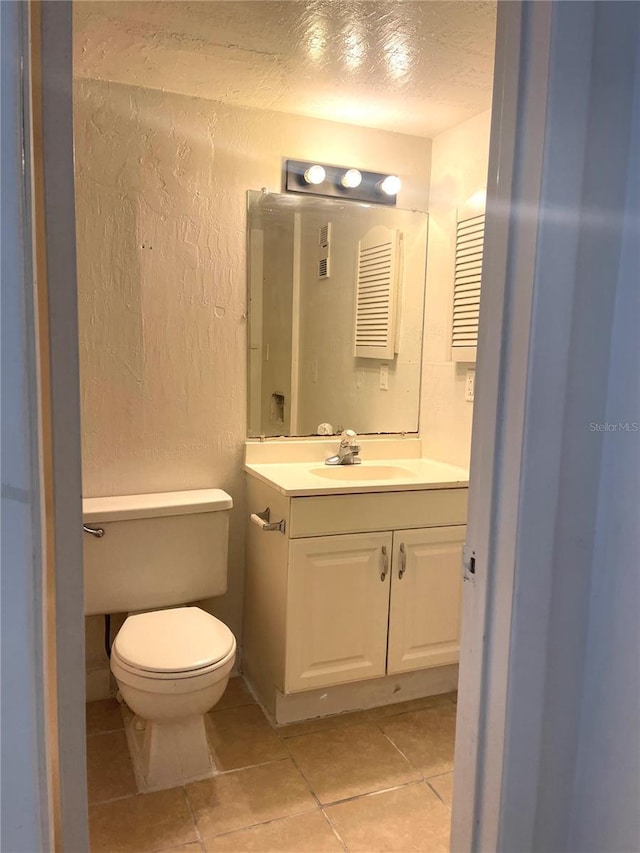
top-left (310, 465), bottom-right (415, 481)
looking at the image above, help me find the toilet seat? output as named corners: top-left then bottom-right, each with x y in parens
top-left (113, 606), bottom-right (235, 679)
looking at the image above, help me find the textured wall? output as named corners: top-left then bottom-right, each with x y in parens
top-left (421, 110), bottom-right (492, 468)
top-left (74, 78), bottom-right (432, 690)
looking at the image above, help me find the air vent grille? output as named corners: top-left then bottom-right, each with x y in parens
top-left (452, 213), bottom-right (484, 361)
top-left (318, 223), bottom-right (331, 279)
top-left (354, 226), bottom-right (400, 359)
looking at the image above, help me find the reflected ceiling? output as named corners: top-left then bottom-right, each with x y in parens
top-left (74, 1), bottom-right (496, 138)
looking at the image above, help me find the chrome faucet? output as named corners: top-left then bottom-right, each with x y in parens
top-left (325, 429), bottom-right (361, 466)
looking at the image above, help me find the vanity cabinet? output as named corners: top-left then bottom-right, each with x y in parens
top-left (286, 526), bottom-right (464, 692)
top-left (386, 527), bottom-right (464, 674)
top-left (287, 532), bottom-right (392, 691)
top-left (243, 473), bottom-right (467, 716)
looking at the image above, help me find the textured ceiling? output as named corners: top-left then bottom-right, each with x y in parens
top-left (73, 1), bottom-right (496, 138)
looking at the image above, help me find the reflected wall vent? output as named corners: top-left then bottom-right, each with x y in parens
top-left (354, 225), bottom-right (400, 360)
top-left (451, 212), bottom-right (484, 363)
top-left (318, 222), bottom-right (331, 279)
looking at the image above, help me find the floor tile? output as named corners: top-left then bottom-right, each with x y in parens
top-left (428, 771), bottom-right (454, 808)
top-left (379, 703), bottom-right (457, 777)
top-left (215, 676), bottom-right (257, 712)
top-left (87, 729), bottom-right (136, 804)
top-left (89, 788), bottom-right (197, 852)
top-left (285, 722), bottom-right (421, 805)
top-left (325, 781), bottom-right (451, 852)
top-left (278, 709), bottom-right (370, 739)
top-left (86, 698), bottom-right (124, 736)
top-left (202, 810), bottom-right (343, 852)
top-left (206, 705), bottom-right (288, 771)
top-left (186, 759), bottom-right (316, 838)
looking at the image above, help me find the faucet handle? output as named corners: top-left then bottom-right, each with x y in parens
top-left (340, 429), bottom-right (357, 446)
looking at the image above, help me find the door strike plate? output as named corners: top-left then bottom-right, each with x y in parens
top-left (462, 544), bottom-right (477, 583)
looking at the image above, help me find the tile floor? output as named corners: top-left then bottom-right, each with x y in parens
top-left (86, 677), bottom-right (457, 853)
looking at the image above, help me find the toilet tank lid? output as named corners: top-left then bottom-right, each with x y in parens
top-left (83, 489), bottom-right (233, 522)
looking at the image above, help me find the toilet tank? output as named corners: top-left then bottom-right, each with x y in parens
top-left (82, 489), bottom-right (233, 616)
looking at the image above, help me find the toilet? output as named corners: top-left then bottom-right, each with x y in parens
top-left (83, 489), bottom-right (236, 790)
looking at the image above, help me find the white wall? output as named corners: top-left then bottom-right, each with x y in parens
top-left (421, 110), bottom-right (492, 469)
top-left (73, 78), bottom-right (432, 693)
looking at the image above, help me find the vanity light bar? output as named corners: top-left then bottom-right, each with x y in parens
top-left (285, 159), bottom-right (400, 206)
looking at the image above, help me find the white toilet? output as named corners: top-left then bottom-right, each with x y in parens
top-left (83, 489), bottom-right (236, 790)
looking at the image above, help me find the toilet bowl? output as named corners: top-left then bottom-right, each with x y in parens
top-left (82, 488), bottom-right (236, 791)
top-left (110, 606), bottom-right (236, 789)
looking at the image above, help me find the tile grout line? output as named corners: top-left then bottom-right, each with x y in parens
top-left (374, 718), bottom-right (429, 783)
top-left (425, 778), bottom-right (452, 810)
top-left (276, 732), bottom-right (326, 811)
top-left (321, 778), bottom-right (425, 809)
top-left (180, 784), bottom-right (206, 852)
top-left (88, 790), bottom-right (142, 808)
top-left (375, 716), bottom-right (455, 809)
top-left (271, 718), bottom-right (352, 851)
top-left (209, 755), bottom-right (292, 778)
top-left (318, 806), bottom-right (350, 852)
top-left (86, 726), bottom-right (125, 738)
top-left (197, 805), bottom-right (325, 848)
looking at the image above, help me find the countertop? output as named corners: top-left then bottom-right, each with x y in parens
top-left (244, 457), bottom-right (470, 497)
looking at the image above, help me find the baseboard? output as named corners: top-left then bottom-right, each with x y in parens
top-left (271, 665), bottom-right (459, 725)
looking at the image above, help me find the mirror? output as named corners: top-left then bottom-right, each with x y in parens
top-left (247, 190), bottom-right (428, 437)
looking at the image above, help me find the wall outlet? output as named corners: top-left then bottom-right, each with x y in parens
top-left (380, 364), bottom-right (389, 391)
top-left (465, 369), bottom-right (475, 402)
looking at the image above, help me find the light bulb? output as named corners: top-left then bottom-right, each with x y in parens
top-left (341, 168), bottom-right (362, 189)
top-left (466, 189), bottom-right (487, 210)
top-left (303, 165), bottom-right (326, 185)
top-left (379, 175), bottom-right (402, 195)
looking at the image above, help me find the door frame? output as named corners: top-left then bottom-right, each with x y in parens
top-left (1, 1), bottom-right (88, 850)
top-left (453, 2), bottom-right (640, 849)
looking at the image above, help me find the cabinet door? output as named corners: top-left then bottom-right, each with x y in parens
top-left (286, 532), bottom-right (392, 692)
top-left (387, 526), bottom-right (465, 674)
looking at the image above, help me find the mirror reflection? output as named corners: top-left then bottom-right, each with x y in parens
top-left (247, 191), bottom-right (428, 437)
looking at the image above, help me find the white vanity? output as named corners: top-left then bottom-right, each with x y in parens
top-left (243, 450), bottom-right (468, 724)
top-left (244, 192), bottom-right (469, 723)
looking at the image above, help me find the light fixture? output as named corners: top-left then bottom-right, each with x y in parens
top-left (341, 168), bottom-right (362, 189)
top-left (304, 165), bottom-right (326, 185)
top-left (466, 189), bottom-right (487, 210)
top-left (379, 175), bottom-right (402, 196)
top-left (285, 160), bottom-right (399, 206)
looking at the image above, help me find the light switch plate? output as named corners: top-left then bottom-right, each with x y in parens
top-left (380, 364), bottom-right (389, 391)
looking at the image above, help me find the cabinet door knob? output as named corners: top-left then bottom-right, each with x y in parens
top-left (399, 542), bottom-right (407, 579)
top-left (380, 544), bottom-right (389, 581)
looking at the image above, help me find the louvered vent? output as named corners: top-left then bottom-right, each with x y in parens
top-left (318, 223), bottom-right (331, 279)
top-left (452, 213), bottom-right (484, 362)
top-left (354, 226), bottom-right (400, 359)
